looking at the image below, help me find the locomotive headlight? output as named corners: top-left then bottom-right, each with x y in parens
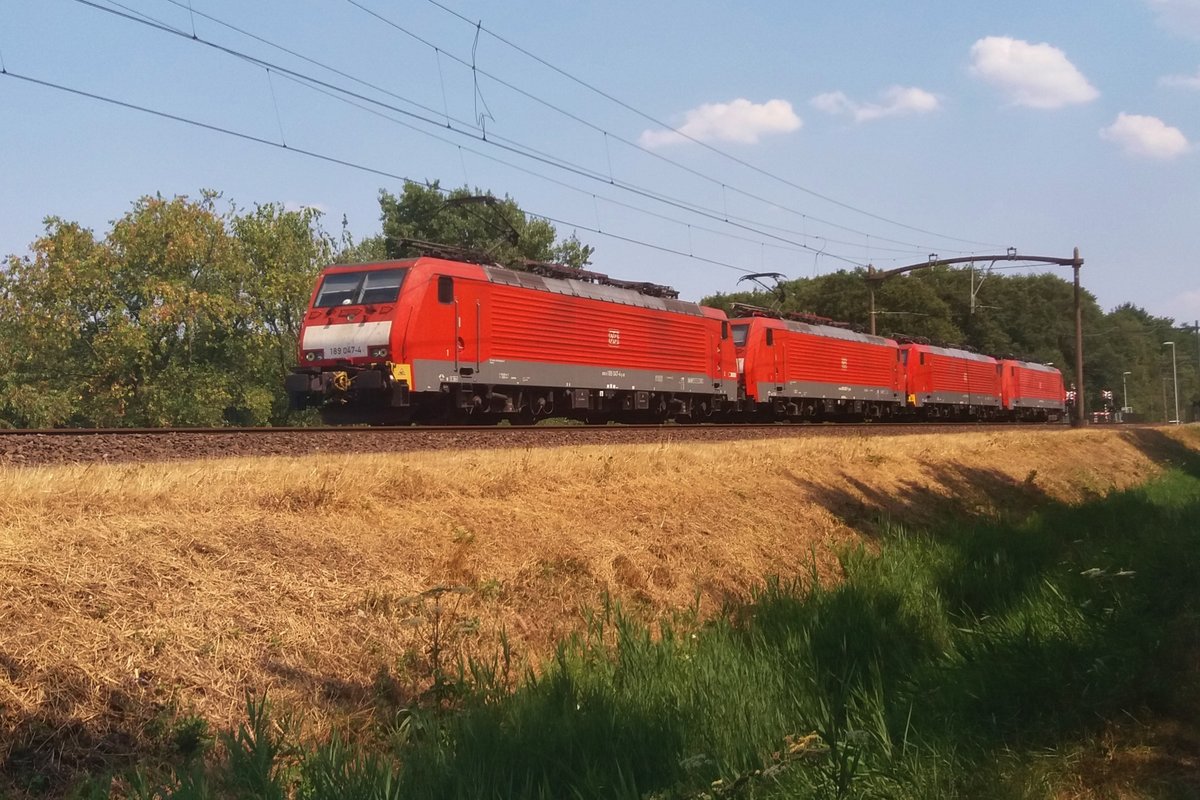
top-left (370, 346), bottom-right (390, 359)
top-left (304, 349), bottom-right (323, 362)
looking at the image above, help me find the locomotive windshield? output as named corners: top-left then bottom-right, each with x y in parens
top-left (730, 324), bottom-right (749, 347)
top-left (314, 268), bottom-right (408, 307)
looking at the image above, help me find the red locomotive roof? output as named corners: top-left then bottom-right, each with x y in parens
top-left (480, 265), bottom-right (707, 317)
top-left (905, 342), bottom-right (998, 365)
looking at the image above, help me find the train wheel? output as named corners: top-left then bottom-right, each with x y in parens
top-left (510, 404), bottom-right (537, 426)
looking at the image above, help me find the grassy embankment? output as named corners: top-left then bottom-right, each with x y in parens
top-left (1, 427), bottom-right (1198, 797)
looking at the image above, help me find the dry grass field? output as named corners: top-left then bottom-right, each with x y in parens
top-left (0, 425), bottom-right (1196, 789)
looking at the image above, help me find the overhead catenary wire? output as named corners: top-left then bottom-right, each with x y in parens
top-left (419, 0), bottom-right (1007, 250)
top-left (342, 0), bottom-right (975, 255)
top-left (273, 64), bottom-right (910, 266)
top-left (270, 64), bottom-right (895, 266)
top-left (151, 0), bottom-right (917, 259)
top-left (264, 67), bottom-right (287, 147)
top-left (69, 0), bottom-right (878, 266)
top-left (0, 69), bottom-right (763, 278)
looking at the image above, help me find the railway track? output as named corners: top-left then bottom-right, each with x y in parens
top-left (0, 422), bottom-right (1160, 467)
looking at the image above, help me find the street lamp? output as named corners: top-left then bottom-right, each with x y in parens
top-left (1163, 342), bottom-right (1179, 424)
top-left (1122, 371), bottom-right (1131, 416)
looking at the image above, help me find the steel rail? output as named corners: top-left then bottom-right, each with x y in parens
top-left (0, 421), bottom-right (1117, 437)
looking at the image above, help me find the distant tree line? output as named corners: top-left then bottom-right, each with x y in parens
top-left (705, 269), bottom-right (1200, 422)
top-left (0, 183), bottom-right (1194, 426)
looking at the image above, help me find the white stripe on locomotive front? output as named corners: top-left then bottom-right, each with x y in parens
top-left (302, 320), bottom-right (392, 351)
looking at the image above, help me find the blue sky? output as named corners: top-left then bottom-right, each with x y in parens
top-left (2, 0), bottom-right (1198, 322)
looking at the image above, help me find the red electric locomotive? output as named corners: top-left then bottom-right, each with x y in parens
top-left (286, 257), bottom-right (739, 423)
top-left (901, 343), bottom-right (1003, 419)
top-left (287, 256), bottom-right (1068, 426)
top-left (1000, 359), bottom-right (1066, 421)
top-left (730, 312), bottom-right (904, 420)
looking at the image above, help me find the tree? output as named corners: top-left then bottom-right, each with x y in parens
top-left (334, 214), bottom-right (387, 264)
top-left (230, 202), bottom-right (336, 423)
top-left (0, 193), bottom-right (332, 427)
top-left (378, 182), bottom-right (594, 268)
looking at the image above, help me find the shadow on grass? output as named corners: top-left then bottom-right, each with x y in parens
top-left (788, 461), bottom-right (1056, 534)
top-left (393, 436), bottom-right (1200, 799)
top-left (0, 664), bottom-right (146, 797)
top-left (12, 430), bottom-right (1200, 799)
top-left (1123, 426), bottom-right (1200, 479)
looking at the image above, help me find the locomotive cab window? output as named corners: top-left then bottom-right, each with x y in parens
top-left (765, 329), bottom-right (774, 347)
top-left (359, 269), bottom-right (406, 304)
top-left (314, 272), bottom-right (361, 308)
top-left (314, 268), bottom-right (407, 307)
top-left (919, 353), bottom-right (925, 365)
top-left (437, 275), bottom-right (454, 304)
top-left (721, 321), bottom-right (729, 340)
top-left (731, 324), bottom-right (749, 347)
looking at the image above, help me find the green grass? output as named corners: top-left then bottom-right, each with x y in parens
top-left (62, 467), bottom-right (1200, 799)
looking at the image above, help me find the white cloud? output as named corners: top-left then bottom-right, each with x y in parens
top-left (1100, 113), bottom-right (1191, 159)
top-left (1161, 66), bottom-right (1200, 88)
top-left (639, 98), bottom-right (801, 147)
top-left (810, 85), bottom-right (940, 123)
top-left (1145, 0), bottom-right (1200, 38)
top-left (969, 36), bottom-right (1099, 109)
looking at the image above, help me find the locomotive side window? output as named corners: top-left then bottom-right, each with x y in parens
top-left (765, 329), bottom-right (774, 346)
top-left (721, 321), bottom-right (729, 340)
top-left (900, 350), bottom-right (907, 365)
top-left (437, 275), bottom-right (454, 304)
top-left (919, 353), bottom-right (925, 365)
top-left (731, 325), bottom-right (749, 346)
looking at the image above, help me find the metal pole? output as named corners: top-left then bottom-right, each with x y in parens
top-left (1165, 341), bottom-right (1179, 424)
top-left (867, 265), bottom-right (877, 336)
top-left (1174, 346), bottom-right (1180, 424)
top-left (1073, 247), bottom-right (1085, 427)
top-left (1163, 378), bottom-right (1169, 423)
top-left (1122, 371), bottom-right (1130, 415)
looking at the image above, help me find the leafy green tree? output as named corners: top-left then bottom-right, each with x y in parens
top-left (231, 202), bottom-right (336, 423)
top-left (0, 218), bottom-right (108, 426)
top-left (334, 214), bottom-right (387, 264)
top-left (0, 193), bottom-right (332, 427)
top-left (378, 182), bottom-right (594, 268)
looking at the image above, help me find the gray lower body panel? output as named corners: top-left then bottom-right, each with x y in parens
top-left (913, 391), bottom-right (1001, 408)
top-left (414, 357), bottom-right (738, 400)
top-left (1010, 398), bottom-right (1065, 410)
top-left (755, 380), bottom-right (902, 404)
